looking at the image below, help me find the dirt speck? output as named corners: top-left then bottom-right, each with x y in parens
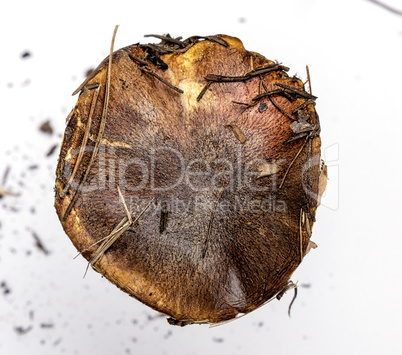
top-left (39, 121), bottom-right (53, 135)
top-left (46, 144), bottom-right (58, 157)
top-left (259, 103), bottom-right (268, 113)
top-left (164, 330), bottom-right (172, 339)
top-left (21, 51), bottom-right (32, 59)
top-left (1, 281), bottom-right (11, 295)
top-left (40, 323), bottom-right (54, 329)
top-left (31, 231), bottom-right (50, 255)
top-left (2, 166), bottom-right (10, 185)
top-left (212, 337), bottom-right (224, 343)
top-left (15, 325), bottom-right (33, 335)
top-left (53, 338), bottom-right (62, 347)
top-left (85, 67), bottom-right (94, 77)
top-left (300, 283), bottom-right (312, 288)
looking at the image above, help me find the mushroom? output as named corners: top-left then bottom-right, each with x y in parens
top-left (55, 28), bottom-right (325, 326)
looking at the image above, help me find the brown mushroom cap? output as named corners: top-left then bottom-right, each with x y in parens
top-left (55, 34), bottom-right (324, 325)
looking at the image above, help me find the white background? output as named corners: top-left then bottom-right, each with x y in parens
top-left (1, 0), bottom-right (402, 354)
